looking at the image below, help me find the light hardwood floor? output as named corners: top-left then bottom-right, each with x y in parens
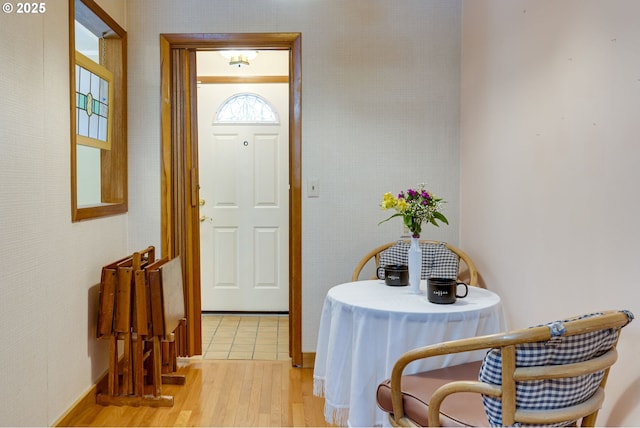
top-left (61, 359), bottom-right (332, 427)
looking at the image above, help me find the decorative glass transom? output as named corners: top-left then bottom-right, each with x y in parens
top-left (215, 93), bottom-right (279, 124)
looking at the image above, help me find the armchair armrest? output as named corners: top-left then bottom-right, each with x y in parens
top-left (427, 381), bottom-right (501, 427)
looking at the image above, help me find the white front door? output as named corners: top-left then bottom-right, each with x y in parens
top-left (198, 85), bottom-right (289, 312)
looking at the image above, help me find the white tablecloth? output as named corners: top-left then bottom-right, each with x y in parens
top-left (313, 280), bottom-right (505, 427)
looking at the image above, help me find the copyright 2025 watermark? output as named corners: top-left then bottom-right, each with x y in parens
top-left (3, 2), bottom-right (47, 14)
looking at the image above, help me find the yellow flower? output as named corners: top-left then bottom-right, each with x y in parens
top-left (381, 192), bottom-right (397, 209)
top-left (396, 198), bottom-right (408, 212)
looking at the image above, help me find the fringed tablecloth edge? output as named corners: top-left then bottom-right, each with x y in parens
top-left (313, 376), bottom-right (325, 397)
top-left (325, 404), bottom-right (350, 427)
top-left (313, 376), bottom-right (350, 427)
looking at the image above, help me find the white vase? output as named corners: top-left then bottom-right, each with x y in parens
top-left (408, 237), bottom-right (422, 294)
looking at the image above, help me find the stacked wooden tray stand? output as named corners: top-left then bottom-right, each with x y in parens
top-left (96, 246), bottom-right (187, 407)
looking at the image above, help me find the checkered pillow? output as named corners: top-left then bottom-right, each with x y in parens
top-left (378, 241), bottom-right (459, 280)
top-left (478, 311), bottom-right (633, 427)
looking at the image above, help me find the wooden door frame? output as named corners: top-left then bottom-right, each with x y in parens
top-left (160, 33), bottom-right (303, 366)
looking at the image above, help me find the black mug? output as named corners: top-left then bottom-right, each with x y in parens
top-left (427, 277), bottom-right (468, 304)
top-left (377, 264), bottom-right (409, 286)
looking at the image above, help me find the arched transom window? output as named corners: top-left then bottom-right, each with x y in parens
top-left (215, 93), bottom-right (279, 124)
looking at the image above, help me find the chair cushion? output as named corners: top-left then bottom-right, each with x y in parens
top-left (377, 361), bottom-right (487, 427)
top-left (379, 241), bottom-right (459, 280)
top-left (478, 312), bottom-right (621, 427)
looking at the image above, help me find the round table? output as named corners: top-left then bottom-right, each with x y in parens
top-left (313, 280), bottom-right (505, 427)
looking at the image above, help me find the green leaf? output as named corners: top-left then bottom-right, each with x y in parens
top-left (433, 211), bottom-right (449, 225)
top-left (378, 212), bottom-right (403, 226)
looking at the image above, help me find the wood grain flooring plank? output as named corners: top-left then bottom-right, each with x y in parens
top-left (59, 359), bottom-right (332, 427)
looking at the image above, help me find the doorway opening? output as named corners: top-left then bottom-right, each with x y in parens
top-left (159, 33), bottom-right (302, 366)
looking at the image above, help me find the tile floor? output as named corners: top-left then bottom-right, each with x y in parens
top-left (201, 314), bottom-right (290, 361)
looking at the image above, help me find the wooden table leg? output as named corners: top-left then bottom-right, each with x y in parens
top-left (108, 335), bottom-right (118, 396)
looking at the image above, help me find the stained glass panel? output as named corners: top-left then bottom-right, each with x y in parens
top-left (75, 51), bottom-right (112, 150)
top-left (215, 93), bottom-right (279, 124)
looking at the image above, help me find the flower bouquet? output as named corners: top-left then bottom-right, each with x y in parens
top-left (379, 183), bottom-right (448, 238)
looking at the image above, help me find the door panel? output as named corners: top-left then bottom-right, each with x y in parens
top-left (198, 84), bottom-right (289, 312)
top-left (213, 227), bottom-right (238, 286)
top-left (254, 135), bottom-right (279, 206)
top-left (255, 227), bottom-right (278, 287)
top-left (212, 135), bottom-right (240, 206)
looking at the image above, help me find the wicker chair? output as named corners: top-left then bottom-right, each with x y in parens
top-left (352, 240), bottom-right (479, 286)
top-left (376, 309), bottom-right (634, 427)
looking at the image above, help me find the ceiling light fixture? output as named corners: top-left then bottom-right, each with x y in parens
top-left (220, 50), bottom-right (258, 67)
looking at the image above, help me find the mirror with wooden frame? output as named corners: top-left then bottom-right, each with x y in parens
top-left (70, 0), bottom-right (127, 221)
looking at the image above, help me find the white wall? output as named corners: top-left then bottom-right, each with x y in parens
top-left (0, 1), bottom-right (128, 426)
top-left (461, 0), bottom-right (640, 424)
top-left (126, 0), bottom-right (463, 352)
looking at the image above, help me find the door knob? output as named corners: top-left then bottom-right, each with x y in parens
top-left (200, 215), bottom-right (213, 223)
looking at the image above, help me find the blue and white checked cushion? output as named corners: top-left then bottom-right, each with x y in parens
top-left (378, 241), bottom-right (459, 280)
top-left (478, 311), bottom-right (633, 427)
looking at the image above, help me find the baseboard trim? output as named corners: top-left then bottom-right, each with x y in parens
top-left (302, 352), bottom-right (315, 368)
top-left (53, 370), bottom-right (109, 427)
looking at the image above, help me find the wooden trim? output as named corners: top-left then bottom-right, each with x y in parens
top-left (75, 0), bottom-right (126, 38)
top-left (160, 33), bottom-right (303, 366)
top-left (197, 75), bottom-right (289, 84)
top-left (69, 0), bottom-right (76, 217)
top-left (288, 34), bottom-right (303, 367)
top-left (160, 32), bottom-right (301, 49)
top-left (100, 33), bottom-right (128, 205)
top-left (186, 50), bottom-right (202, 355)
top-left (72, 203), bottom-right (127, 221)
top-left (160, 35), bottom-right (173, 258)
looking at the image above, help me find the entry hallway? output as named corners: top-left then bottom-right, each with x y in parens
top-left (61, 359), bottom-right (331, 427)
top-left (202, 314), bottom-right (290, 361)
